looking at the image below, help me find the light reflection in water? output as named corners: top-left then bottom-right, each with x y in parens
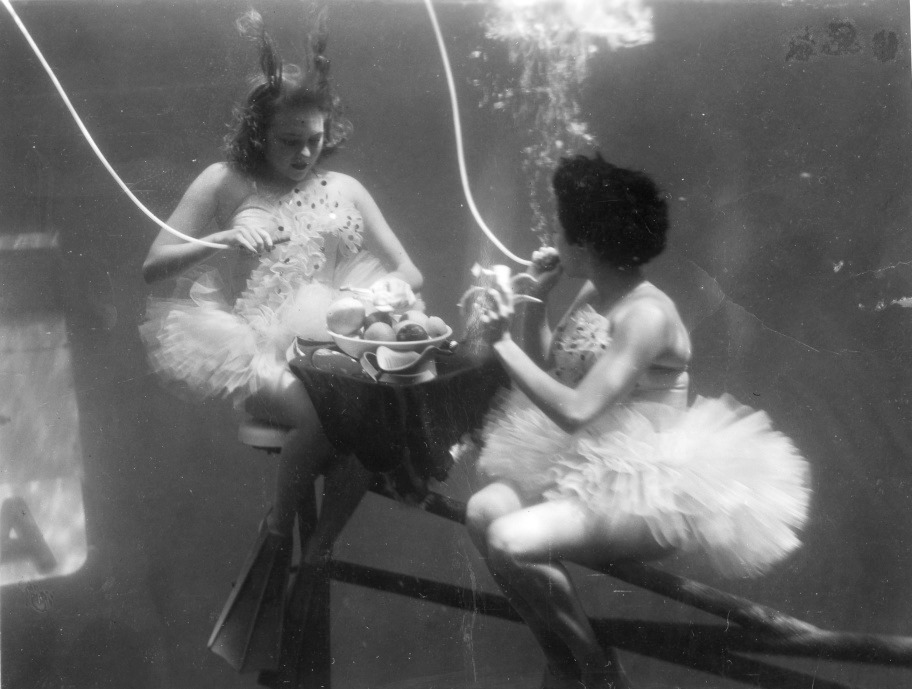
top-left (480, 0), bottom-right (654, 236)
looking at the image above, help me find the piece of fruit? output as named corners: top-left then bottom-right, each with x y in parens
top-left (326, 297), bottom-right (366, 336)
top-left (363, 322), bottom-right (396, 342)
top-left (363, 311), bottom-right (394, 329)
top-left (425, 316), bottom-right (448, 337)
top-left (395, 322), bottom-right (429, 342)
top-left (393, 319), bottom-right (415, 335)
top-left (402, 310), bottom-right (429, 328)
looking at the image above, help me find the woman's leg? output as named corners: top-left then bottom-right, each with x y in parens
top-left (302, 452), bottom-right (373, 566)
top-left (244, 371), bottom-right (373, 629)
top-left (484, 499), bottom-right (673, 689)
top-left (467, 484), bottom-right (581, 685)
top-left (245, 370), bottom-right (335, 535)
top-left (245, 370), bottom-right (372, 550)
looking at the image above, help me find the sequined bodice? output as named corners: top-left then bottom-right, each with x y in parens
top-left (550, 305), bottom-right (610, 386)
top-left (230, 175), bottom-right (365, 319)
top-left (550, 304), bottom-right (689, 398)
top-left (244, 177), bottom-right (362, 275)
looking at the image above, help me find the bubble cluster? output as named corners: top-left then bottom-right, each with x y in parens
top-left (474, 0), bottom-right (654, 238)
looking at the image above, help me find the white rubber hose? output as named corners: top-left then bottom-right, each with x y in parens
top-left (423, 0), bottom-right (532, 266)
top-left (1, 0), bottom-right (228, 249)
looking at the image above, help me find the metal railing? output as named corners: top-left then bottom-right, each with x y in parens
top-left (259, 485), bottom-right (912, 689)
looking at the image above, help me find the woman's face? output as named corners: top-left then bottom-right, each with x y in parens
top-left (553, 225), bottom-right (589, 278)
top-left (263, 105), bottom-right (326, 183)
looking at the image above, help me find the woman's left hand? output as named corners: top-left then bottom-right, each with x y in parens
top-left (477, 288), bottom-right (514, 343)
top-left (513, 247), bottom-right (562, 298)
top-left (461, 265), bottom-right (516, 344)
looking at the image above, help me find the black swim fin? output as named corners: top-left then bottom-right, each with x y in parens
top-left (208, 516), bottom-right (292, 673)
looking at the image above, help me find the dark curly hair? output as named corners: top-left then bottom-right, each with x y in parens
top-left (225, 10), bottom-right (352, 176)
top-left (553, 153), bottom-right (668, 270)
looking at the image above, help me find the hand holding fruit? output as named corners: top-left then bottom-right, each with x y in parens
top-left (459, 264), bottom-right (518, 344)
top-left (532, 246), bottom-right (561, 272)
top-left (511, 247), bottom-right (562, 299)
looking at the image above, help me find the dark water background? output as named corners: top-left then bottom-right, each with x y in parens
top-left (2, 1), bottom-right (911, 687)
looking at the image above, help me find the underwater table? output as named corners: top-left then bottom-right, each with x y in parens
top-left (289, 341), bottom-right (509, 504)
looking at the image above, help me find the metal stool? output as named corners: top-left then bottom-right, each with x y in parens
top-left (238, 417), bottom-right (290, 454)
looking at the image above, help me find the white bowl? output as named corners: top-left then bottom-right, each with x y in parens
top-left (328, 326), bottom-right (453, 360)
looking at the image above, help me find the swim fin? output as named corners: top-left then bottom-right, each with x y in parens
top-left (208, 516), bottom-right (292, 673)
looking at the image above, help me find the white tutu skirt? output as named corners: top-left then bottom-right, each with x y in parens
top-left (140, 251), bottom-right (388, 402)
top-left (477, 390), bottom-right (811, 578)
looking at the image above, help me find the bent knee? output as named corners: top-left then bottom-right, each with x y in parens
top-left (466, 483), bottom-right (523, 545)
top-left (465, 495), bottom-right (496, 543)
top-left (486, 518), bottom-right (536, 566)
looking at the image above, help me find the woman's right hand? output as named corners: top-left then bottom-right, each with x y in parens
top-left (512, 247), bottom-right (562, 299)
top-left (208, 218), bottom-right (276, 254)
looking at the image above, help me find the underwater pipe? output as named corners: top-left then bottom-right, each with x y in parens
top-left (423, 0), bottom-right (532, 266)
top-left (0, 0), bottom-right (228, 249)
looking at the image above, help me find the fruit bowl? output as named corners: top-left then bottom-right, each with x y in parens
top-left (328, 326), bottom-right (453, 360)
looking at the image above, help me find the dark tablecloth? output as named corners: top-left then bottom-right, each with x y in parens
top-left (290, 344), bottom-right (508, 502)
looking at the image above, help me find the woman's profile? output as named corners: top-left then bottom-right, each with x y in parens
top-left (464, 153), bottom-right (811, 689)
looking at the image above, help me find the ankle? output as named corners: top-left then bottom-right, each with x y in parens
top-left (264, 509), bottom-right (292, 537)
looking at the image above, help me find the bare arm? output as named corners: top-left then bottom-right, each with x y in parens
top-left (510, 248), bottom-right (564, 367)
top-left (345, 175), bottom-right (423, 291)
top-left (493, 302), bottom-right (673, 433)
top-left (512, 300), bottom-right (552, 368)
top-left (141, 164), bottom-right (264, 283)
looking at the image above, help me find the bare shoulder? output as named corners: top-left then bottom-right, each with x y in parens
top-left (613, 285), bottom-right (680, 335)
top-left (191, 162), bottom-right (238, 188)
top-left (322, 170), bottom-right (359, 188)
top-left (185, 163), bottom-right (246, 199)
top-left (613, 284), bottom-right (691, 360)
top-left (191, 163), bottom-right (254, 223)
top-left (213, 162), bottom-right (253, 195)
top-left (321, 170), bottom-right (368, 201)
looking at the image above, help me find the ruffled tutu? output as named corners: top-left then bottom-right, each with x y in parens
top-left (477, 390), bottom-right (811, 578)
top-left (140, 249), bottom-right (389, 403)
top-left (140, 179), bottom-right (399, 403)
top-left (141, 288), bottom-right (278, 402)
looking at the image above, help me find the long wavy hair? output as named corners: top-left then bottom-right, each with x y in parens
top-left (225, 9), bottom-right (352, 177)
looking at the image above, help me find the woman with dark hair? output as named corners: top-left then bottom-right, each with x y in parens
top-left (141, 10), bottom-right (422, 671)
top-left (464, 154), bottom-right (810, 689)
